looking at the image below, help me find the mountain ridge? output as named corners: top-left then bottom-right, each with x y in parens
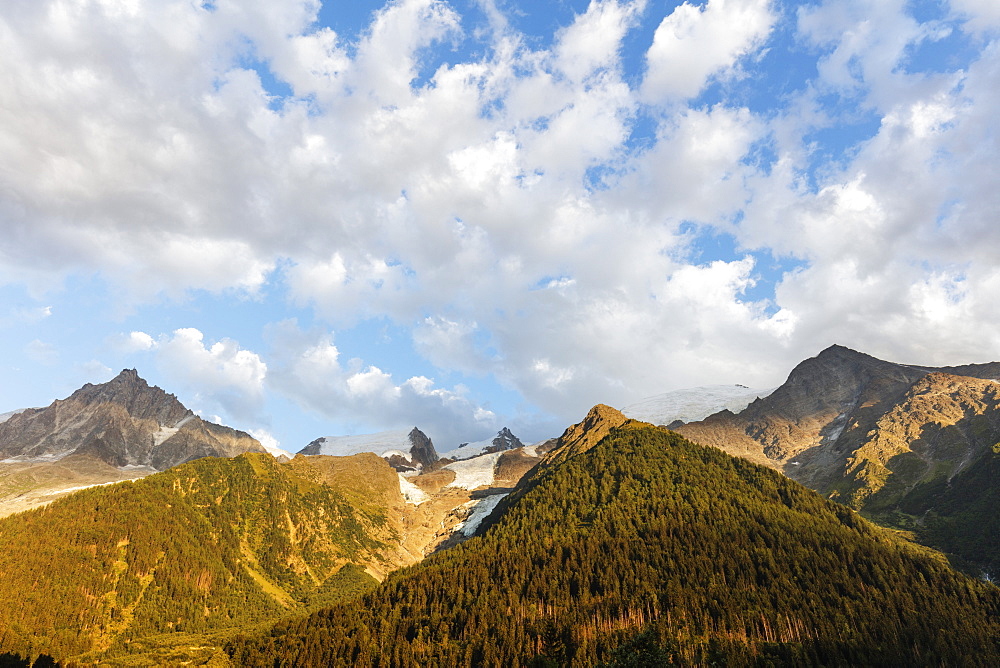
top-left (673, 344), bottom-right (1000, 574)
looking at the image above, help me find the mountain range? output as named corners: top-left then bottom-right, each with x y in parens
top-left (0, 346), bottom-right (999, 665)
top-left (673, 344), bottom-right (1000, 575)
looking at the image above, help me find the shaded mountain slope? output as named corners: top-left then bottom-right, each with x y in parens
top-left (0, 452), bottom-right (413, 663)
top-left (895, 441), bottom-right (1000, 577)
top-left (226, 419), bottom-right (1000, 667)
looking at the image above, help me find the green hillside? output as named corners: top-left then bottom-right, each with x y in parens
top-left (888, 443), bottom-right (1000, 577)
top-left (227, 422), bottom-right (1000, 666)
top-left (0, 452), bottom-right (399, 664)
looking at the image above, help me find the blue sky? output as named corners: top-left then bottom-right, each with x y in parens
top-left (2, 0), bottom-right (999, 452)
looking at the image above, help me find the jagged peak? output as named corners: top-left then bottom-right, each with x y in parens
top-left (112, 367), bottom-right (142, 382)
top-left (406, 427), bottom-right (439, 469)
top-left (493, 426), bottom-right (522, 444)
top-left (66, 368), bottom-right (191, 425)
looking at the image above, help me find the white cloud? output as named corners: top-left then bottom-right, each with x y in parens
top-left (266, 320), bottom-right (501, 449)
top-left (2, 0), bottom-right (999, 442)
top-left (950, 0), bottom-right (1000, 33)
top-left (248, 428), bottom-right (293, 459)
top-left (642, 0), bottom-right (775, 102)
top-left (11, 305), bottom-right (52, 323)
top-left (554, 0), bottom-right (645, 83)
top-left (114, 331), bottom-right (157, 354)
top-left (155, 328), bottom-right (267, 423)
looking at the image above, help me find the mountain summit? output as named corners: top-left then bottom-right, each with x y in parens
top-left (0, 369), bottom-right (265, 470)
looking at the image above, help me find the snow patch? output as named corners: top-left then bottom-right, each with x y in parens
top-left (456, 493), bottom-right (509, 537)
top-left (152, 426), bottom-right (179, 446)
top-left (0, 408), bottom-right (31, 423)
top-left (622, 384), bottom-right (775, 425)
top-left (174, 414), bottom-right (196, 428)
top-left (824, 413), bottom-right (849, 442)
top-left (398, 474), bottom-right (430, 505)
top-left (310, 429), bottom-right (413, 457)
top-left (440, 436), bottom-right (495, 460)
top-left (443, 452), bottom-right (503, 489)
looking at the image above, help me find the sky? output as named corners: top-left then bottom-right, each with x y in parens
top-left (1, 0), bottom-right (999, 453)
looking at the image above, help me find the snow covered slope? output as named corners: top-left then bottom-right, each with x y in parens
top-left (301, 430), bottom-right (414, 457)
top-left (298, 427), bottom-right (438, 471)
top-left (622, 385), bottom-right (774, 425)
top-left (442, 451), bottom-right (505, 489)
top-left (440, 427), bottom-right (524, 460)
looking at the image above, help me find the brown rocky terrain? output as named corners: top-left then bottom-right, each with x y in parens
top-left (541, 403), bottom-right (630, 467)
top-left (674, 345), bottom-right (1000, 510)
top-left (0, 368), bottom-right (265, 468)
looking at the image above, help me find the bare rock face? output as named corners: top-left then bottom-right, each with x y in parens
top-left (674, 345), bottom-right (1000, 509)
top-left (406, 427), bottom-right (439, 470)
top-left (832, 372), bottom-right (1000, 509)
top-left (483, 427), bottom-right (524, 454)
top-left (0, 369), bottom-right (265, 470)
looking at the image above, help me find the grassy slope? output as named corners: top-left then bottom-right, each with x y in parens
top-left (0, 453), bottom-right (396, 664)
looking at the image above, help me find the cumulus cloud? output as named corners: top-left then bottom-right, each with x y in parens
top-left (1, 0), bottom-right (999, 438)
top-left (113, 331), bottom-right (157, 354)
top-left (265, 320), bottom-right (500, 448)
top-left (155, 328), bottom-right (268, 424)
top-left (248, 428), bottom-right (293, 459)
top-left (642, 0), bottom-right (775, 102)
top-left (951, 0), bottom-right (1000, 33)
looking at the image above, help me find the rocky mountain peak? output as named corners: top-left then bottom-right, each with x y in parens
top-left (477, 427), bottom-right (524, 455)
top-left (68, 368), bottom-right (191, 426)
top-left (0, 371), bottom-right (264, 469)
top-left (407, 427), bottom-right (439, 469)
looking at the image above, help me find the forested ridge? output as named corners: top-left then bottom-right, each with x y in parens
top-left (0, 452), bottom-right (394, 663)
top-left (227, 424), bottom-right (1000, 666)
